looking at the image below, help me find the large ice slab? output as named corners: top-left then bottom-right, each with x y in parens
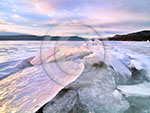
top-left (0, 61), bottom-right (84, 113)
top-left (30, 45), bottom-right (92, 66)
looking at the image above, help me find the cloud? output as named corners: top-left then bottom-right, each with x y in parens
top-left (0, 16), bottom-right (15, 25)
top-left (25, 0), bottom-right (54, 14)
top-left (0, 0), bottom-right (150, 37)
top-left (25, 0), bottom-right (150, 15)
top-left (25, 0), bottom-right (150, 25)
top-left (0, 23), bottom-right (47, 35)
top-left (26, 0), bottom-right (83, 12)
top-left (11, 15), bottom-right (25, 21)
top-left (11, 14), bottom-right (34, 24)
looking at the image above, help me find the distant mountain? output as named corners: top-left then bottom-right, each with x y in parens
top-left (44, 36), bottom-right (87, 41)
top-left (108, 30), bottom-right (150, 41)
top-left (0, 35), bottom-right (87, 41)
top-left (0, 30), bottom-right (150, 41)
top-left (0, 32), bottom-right (29, 36)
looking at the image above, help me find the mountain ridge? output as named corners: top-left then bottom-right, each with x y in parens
top-left (108, 30), bottom-right (150, 41)
top-left (0, 30), bottom-right (150, 41)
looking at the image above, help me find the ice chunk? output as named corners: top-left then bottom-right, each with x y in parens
top-left (118, 82), bottom-right (150, 97)
top-left (129, 59), bottom-right (144, 70)
top-left (87, 40), bottom-right (132, 77)
top-left (104, 50), bottom-right (132, 77)
top-left (43, 90), bottom-right (77, 113)
top-left (78, 87), bottom-right (129, 113)
top-left (128, 53), bottom-right (150, 80)
top-left (82, 54), bottom-right (101, 64)
top-left (68, 64), bottom-right (129, 113)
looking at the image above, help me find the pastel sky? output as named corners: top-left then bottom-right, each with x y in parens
top-left (0, 0), bottom-right (150, 37)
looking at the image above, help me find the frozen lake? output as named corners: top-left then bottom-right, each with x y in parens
top-left (0, 41), bottom-right (150, 113)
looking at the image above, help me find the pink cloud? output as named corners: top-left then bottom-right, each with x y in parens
top-left (25, 0), bottom-right (55, 14)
